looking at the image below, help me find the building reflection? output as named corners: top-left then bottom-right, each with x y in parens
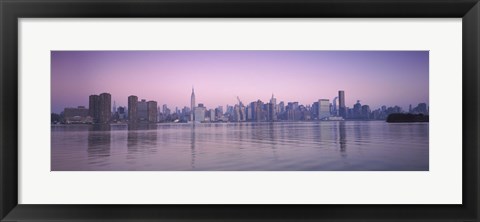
top-left (127, 124), bottom-right (158, 156)
top-left (87, 124), bottom-right (111, 159)
top-left (127, 124), bottom-right (139, 155)
top-left (267, 122), bottom-right (278, 160)
top-left (142, 124), bottom-right (158, 153)
top-left (190, 124), bottom-right (196, 169)
top-left (339, 121), bottom-right (347, 154)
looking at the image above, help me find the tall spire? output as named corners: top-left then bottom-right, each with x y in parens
top-left (191, 86), bottom-right (196, 123)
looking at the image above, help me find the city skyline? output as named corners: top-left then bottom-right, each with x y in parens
top-left (54, 88), bottom-right (428, 124)
top-left (51, 50), bottom-right (429, 113)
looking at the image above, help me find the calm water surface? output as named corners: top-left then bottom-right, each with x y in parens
top-left (51, 121), bottom-right (428, 171)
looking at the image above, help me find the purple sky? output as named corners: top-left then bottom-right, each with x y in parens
top-left (51, 51), bottom-right (428, 113)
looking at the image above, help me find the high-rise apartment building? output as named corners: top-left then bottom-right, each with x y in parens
top-left (128, 95), bottom-right (138, 123)
top-left (138, 99), bottom-right (148, 121)
top-left (318, 99), bottom-right (330, 120)
top-left (268, 102), bottom-right (277, 121)
top-left (338, 90), bottom-right (346, 118)
top-left (98, 93), bottom-right (111, 124)
top-left (353, 100), bottom-right (362, 119)
top-left (147, 101), bottom-right (158, 123)
top-left (194, 106), bottom-right (205, 122)
top-left (88, 95), bottom-right (100, 123)
top-left (209, 109), bottom-right (215, 122)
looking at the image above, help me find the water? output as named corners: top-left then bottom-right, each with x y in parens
top-left (51, 121), bottom-right (429, 171)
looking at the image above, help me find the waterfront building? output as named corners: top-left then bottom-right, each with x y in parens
top-left (288, 102), bottom-right (299, 111)
top-left (246, 105), bottom-right (252, 121)
top-left (64, 106), bottom-right (90, 124)
top-left (233, 105), bottom-right (241, 122)
top-left (147, 101), bottom-right (158, 123)
top-left (88, 95), bottom-right (100, 123)
top-left (338, 90), bottom-right (346, 118)
top-left (215, 106), bottom-right (223, 119)
top-left (98, 93), bottom-right (111, 124)
top-left (239, 106), bottom-right (246, 121)
top-left (312, 101), bottom-right (319, 119)
top-left (250, 101), bottom-right (258, 121)
top-left (332, 96), bottom-right (338, 116)
top-left (318, 99), bottom-right (330, 120)
top-left (299, 105), bottom-right (311, 121)
top-left (209, 109), bottom-right (215, 122)
top-left (270, 94), bottom-right (277, 115)
top-left (279, 101), bottom-right (285, 114)
top-left (138, 99), bottom-right (148, 121)
top-left (353, 100), bottom-right (362, 119)
top-left (268, 102), bottom-right (277, 121)
top-left (255, 100), bottom-right (265, 121)
top-left (226, 105), bottom-right (234, 116)
top-left (128, 95), bottom-right (138, 123)
top-left (361, 105), bottom-right (371, 119)
top-left (194, 106), bottom-right (206, 122)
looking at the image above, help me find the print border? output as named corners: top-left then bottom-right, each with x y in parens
top-left (1, 0), bottom-right (479, 221)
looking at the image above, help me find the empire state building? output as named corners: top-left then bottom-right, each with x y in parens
top-left (190, 87), bottom-right (196, 122)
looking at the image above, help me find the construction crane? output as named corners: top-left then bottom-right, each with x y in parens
top-left (236, 96), bottom-right (244, 107)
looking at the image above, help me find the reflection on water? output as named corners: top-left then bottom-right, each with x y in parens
top-left (87, 125), bottom-right (111, 167)
top-left (51, 121), bottom-right (429, 171)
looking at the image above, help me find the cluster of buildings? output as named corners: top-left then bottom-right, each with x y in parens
top-left (55, 89), bottom-right (428, 124)
top-left (187, 89), bottom-right (428, 123)
top-left (62, 93), bottom-right (112, 124)
top-left (58, 93), bottom-right (158, 124)
top-left (127, 96), bottom-right (158, 123)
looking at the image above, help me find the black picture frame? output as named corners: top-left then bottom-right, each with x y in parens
top-left (1, 0), bottom-right (479, 221)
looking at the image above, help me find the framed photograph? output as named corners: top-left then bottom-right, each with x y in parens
top-left (1, 0), bottom-right (479, 221)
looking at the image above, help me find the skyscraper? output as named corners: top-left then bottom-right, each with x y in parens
top-left (128, 95), bottom-right (138, 123)
top-left (137, 99), bottom-right (148, 121)
top-left (338, 90), bottom-right (346, 118)
top-left (318, 99), bottom-right (330, 120)
top-left (332, 96), bottom-right (338, 116)
top-left (147, 101), bottom-right (158, 123)
top-left (88, 94), bottom-right (100, 123)
top-left (194, 106), bottom-right (205, 122)
top-left (209, 109), bottom-right (215, 122)
top-left (191, 87), bottom-right (196, 122)
top-left (98, 93), bottom-right (111, 124)
top-left (361, 105), bottom-right (371, 119)
top-left (250, 101), bottom-right (258, 121)
top-left (112, 101), bottom-right (117, 114)
top-left (268, 102), bottom-right (277, 121)
top-left (353, 100), bottom-right (362, 119)
top-left (279, 101), bottom-right (285, 114)
top-left (255, 100), bottom-right (265, 121)
top-left (270, 94), bottom-right (277, 115)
